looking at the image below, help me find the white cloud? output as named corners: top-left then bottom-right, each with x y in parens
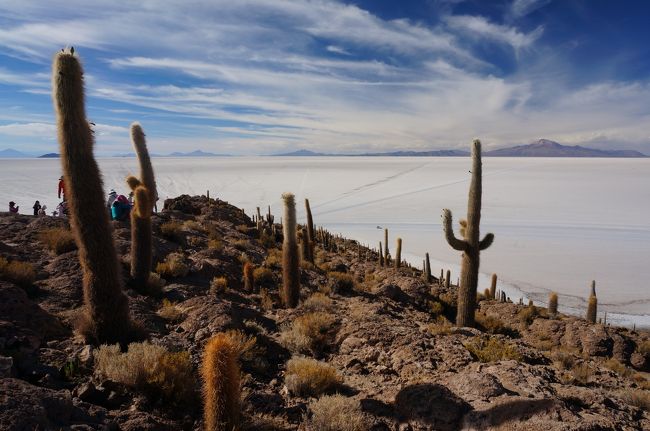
top-left (445, 15), bottom-right (543, 51)
top-left (510, 0), bottom-right (552, 18)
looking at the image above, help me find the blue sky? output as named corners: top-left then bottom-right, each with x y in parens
top-left (0, 0), bottom-right (649, 155)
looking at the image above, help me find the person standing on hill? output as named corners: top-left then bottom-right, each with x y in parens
top-left (33, 200), bottom-right (41, 216)
top-left (58, 176), bottom-right (65, 201)
top-left (8, 201), bottom-right (19, 213)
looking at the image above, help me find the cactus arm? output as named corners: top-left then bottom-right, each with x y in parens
top-left (442, 209), bottom-right (468, 252)
top-left (479, 233), bottom-right (494, 250)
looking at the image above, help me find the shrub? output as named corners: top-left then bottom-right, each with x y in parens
top-left (570, 363), bottom-right (593, 386)
top-left (518, 305), bottom-right (539, 326)
top-left (183, 220), bottom-right (205, 233)
top-left (207, 239), bottom-right (223, 251)
top-left (619, 389), bottom-right (650, 411)
top-left (160, 221), bottom-right (183, 242)
top-left (603, 358), bottom-right (632, 377)
top-left (637, 340), bottom-right (650, 355)
top-left (0, 257), bottom-right (36, 287)
top-left (233, 239), bottom-right (251, 251)
top-left (38, 228), bottom-right (77, 254)
top-left (259, 288), bottom-right (274, 310)
top-left (464, 337), bottom-right (522, 363)
top-left (235, 224), bottom-right (250, 234)
top-left (328, 271), bottom-right (355, 294)
top-left (95, 342), bottom-right (193, 402)
top-left (428, 301), bottom-right (444, 317)
top-left (259, 232), bottom-right (276, 249)
top-left (264, 248), bottom-right (282, 268)
top-left (155, 253), bottom-right (189, 278)
top-left (253, 267), bottom-right (275, 286)
top-left (309, 395), bottom-right (368, 431)
top-left (285, 357), bottom-right (341, 397)
top-left (210, 277), bottom-right (228, 294)
top-left (550, 349), bottom-right (577, 370)
top-left (158, 299), bottom-right (184, 322)
top-left (303, 292), bottom-right (333, 312)
top-left (428, 315), bottom-right (453, 336)
top-left (280, 312), bottom-right (337, 355)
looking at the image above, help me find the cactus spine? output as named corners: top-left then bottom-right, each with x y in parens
top-left (52, 50), bottom-right (133, 344)
top-left (489, 273), bottom-right (497, 299)
top-left (442, 140), bottom-right (494, 328)
top-left (548, 292), bottom-right (558, 315)
top-left (586, 281), bottom-right (597, 323)
top-left (202, 333), bottom-right (241, 431)
top-left (281, 193), bottom-right (300, 307)
top-left (394, 238), bottom-right (402, 268)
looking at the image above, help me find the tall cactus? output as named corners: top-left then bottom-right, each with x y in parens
top-left (281, 193), bottom-right (300, 307)
top-left (130, 123), bottom-right (157, 207)
top-left (52, 50), bottom-right (133, 344)
top-left (394, 238), bottom-right (402, 269)
top-left (442, 140), bottom-right (494, 328)
top-left (305, 199), bottom-right (315, 263)
top-left (586, 281), bottom-right (597, 323)
top-left (445, 270), bottom-right (451, 289)
top-left (425, 253), bottom-right (432, 283)
top-left (379, 241), bottom-right (384, 266)
top-left (384, 228), bottom-right (389, 265)
top-left (129, 185), bottom-right (152, 289)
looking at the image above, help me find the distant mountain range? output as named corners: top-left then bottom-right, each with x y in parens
top-left (273, 139), bottom-right (647, 158)
top-left (1, 140), bottom-right (647, 159)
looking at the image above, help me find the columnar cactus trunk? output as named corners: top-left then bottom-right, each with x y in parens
top-left (445, 270), bottom-right (451, 289)
top-left (586, 281), bottom-right (597, 323)
top-left (305, 199), bottom-right (315, 263)
top-left (394, 238), bottom-right (402, 269)
top-left (300, 228), bottom-right (310, 262)
top-left (489, 273), bottom-right (497, 299)
top-left (548, 292), bottom-right (558, 315)
top-left (442, 140), bottom-right (494, 328)
top-left (384, 228), bottom-right (389, 265)
top-left (130, 123), bottom-right (157, 208)
top-left (281, 193), bottom-right (300, 307)
top-left (52, 50), bottom-right (133, 344)
top-left (379, 242), bottom-right (384, 266)
top-left (130, 186), bottom-right (152, 289)
top-left (202, 333), bottom-right (241, 431)
top-left (243, 262), bottom-right (254, 292)
top-left (425, 253), bottom-right (432, 283)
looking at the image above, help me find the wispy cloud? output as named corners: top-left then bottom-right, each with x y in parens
top-left (510, 0), bottom-right (552, 19)
top-left (445, 15), bottom-right (543, 51)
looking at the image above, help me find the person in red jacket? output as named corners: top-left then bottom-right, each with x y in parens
top-left (58, 176), bottom-right (65, 201)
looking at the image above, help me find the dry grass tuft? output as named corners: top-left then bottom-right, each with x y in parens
top-left (464, 337), bottom-right (522, 363)
top-left (428, 300), bottom-right (444, 317)
top-left (253, 267), bottom-right (275, 286)
top-left (160, 221), bottom-right (183, 242)
top-left (207, 238), bottom-right (224, 251)
top-left (264, 248), bottom-right (282, 268)
top-left (428, 315), bottom-right (453, 336)
top-left (210, 277), bottom-right (228, 294)
top-left (303, 292), bottom-right (333, 312)
top-left (183, 220), bottom-right (205, 233)
top-left (38, 228), bottom-right (77, 254)
top-left (95, 342), bottom-right (193, 401)
top-left (285, 357), bottom-right (342, 397)
top-left (618, 388), bottom-right (650, 411)
top-left (157, 299), bottom-right (184, 322)
top-left (233, 239), bottom-right (252, 251)
top-left (475, 312), bottom-right (509, 335)
top-left (280, 312), bottom-right (337, 355)
top-left (0, 256), bottom-right (36, 287)
top-left (569, 363), bottom-right (593, 386)
top-left (259, 288), bottom-right (274, 310)
top-left (603, 358), bottom-right (632, 377)
top-left (309, 394), bottom-right (368, 431)
top-left (518, 305), bottom-right (539, 326)
top-left (155, 253), bottom-right (189, 278)
top-left (328, 271), bottom-right (355, 294)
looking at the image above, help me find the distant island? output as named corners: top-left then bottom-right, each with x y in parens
top-left (273, 139), bottom-right (647, 158)
top-left (1, 139), bottom-right (647, 159)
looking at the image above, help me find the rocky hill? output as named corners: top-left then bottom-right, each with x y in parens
top-left (0, 195), bottom-right (648, 430)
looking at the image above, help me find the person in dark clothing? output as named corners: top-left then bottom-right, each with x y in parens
top-left (33, 200), bottom-right (41, 216)
top-left (58, 176), bottom-right (65, 201)
top-left (9, 201), bottom-right (19, 213)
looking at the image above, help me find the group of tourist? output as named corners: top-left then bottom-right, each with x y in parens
top-left (6, 176), bottom-right (158, 219)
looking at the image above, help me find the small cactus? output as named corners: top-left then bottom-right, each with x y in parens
top-left (281, 193), bottom-right (300, 308)
top-left (548, 292), bottom-right (558, 315)
top-left (243, 262), bottom-right (254, 292)
top-left (201, 333), bottom-right (241, 431)
top-left (586, 282), bottom-right (597, 323)
top-left (489, 273), bottom-right (497, 299)
top-left (394, 238), bottom-right (402, 269)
